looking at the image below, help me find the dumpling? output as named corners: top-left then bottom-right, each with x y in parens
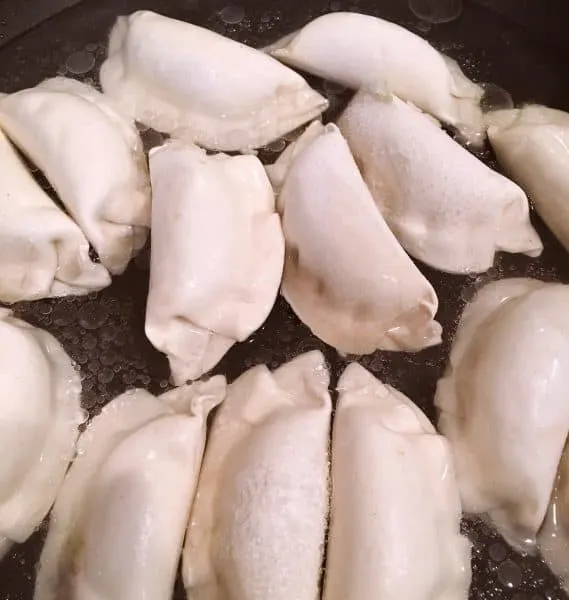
top-left (272, 121), bottom-right (441, 354)
top-left (34, 377), bottom-right (226, 600)
top-left (183, 352), bottom-right (331, 600)
top-left (487, 105), bottom-right (569, 255)
top-left (337, 91), bottom-right (542, 274)
top-left (99, 10), bottom-right (328, 152)
top-left (0, 128), bottom-right (110, 302)
top-left (436, 278), bottom-right (569, 553)
top-left (324, 363), bottom-right (470, 600)
top-left (0, 309), bottom-right (83, 558)
top-left (539, 443), bottom-right (569, 592)
top-left (265, 12), bottom-right (483, 143)
top-left (0, 77), bottom-right (151, 275)
top-left (145, 140), bottom-right (284, 385)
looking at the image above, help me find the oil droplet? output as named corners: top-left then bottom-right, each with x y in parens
top-left (97, 367), bottom-right (114, 384)
top-left (408, 0), bottom-right (463, 24)
top-left (123, 371), bottom-right (137, 385)
top-left (100, 349), bottom-right (118, 367)
top-left (219, 5), bottom-right (245, 25)
top-left (266, 138), bottom-right (286, 153)
top-left (497, 559), bottom-right (522, 589)
top-left (66, 50), bottom-right (95, 75)
top-left (489, 542), bottom-right (507, 562)
top-left (481, 82), bottom-right (514, 113)
top-left (87, 360), bottom-right (101, 374)
top-left (78, 302), bottom-right (108, 330)
top-left (39, 304), bottom-right (53, 316)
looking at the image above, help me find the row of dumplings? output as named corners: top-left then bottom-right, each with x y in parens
top-left (2, 312), bottom-right (469, 600)
top-left (3, 274), bottom-right (569, 598)
top-left (2, 11), bottom-right (569, 384)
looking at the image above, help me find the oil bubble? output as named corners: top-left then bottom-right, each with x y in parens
top-left (408, 0), bottom-right (463, 24)
top-left (100, 349), bottom-right (118, 367)
top-left (97, 368), bottom-right (114, 384)
top-left (489, 542), bottom-right (507, 562)
top-left (497, 559), bottom-right (522, 589)
top-left (123, 371), bottom-right (137, 385)
top-left (265, 138), bottom-right (286, 153)
top-left (66, 50), bottom-right (95, 75)
top-left (87, 360), bottom-right (101, 374)
top-left (52, 303), bottom-right (75, 327)
top-left (78, 302), bottom-right (108, 330)
top-left (219, 5), bottom-right (245, 25)
top-left (82, 333), bottom-right (98, 351)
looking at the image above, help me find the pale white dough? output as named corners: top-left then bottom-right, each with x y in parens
top-left (0, 77), bottom-right (151, 275)
top-left (145, 140), bottom-right (284, 385)
top-left (436, 278), bottom-right (569, 553)
top-left (34, 377), bottom-right (226, 600)
top-left (539, 443), bottom-right (569, 593)
top-left (99, 10), bottom-right (328, 151)
top-left (0, 309), bottom-right (83, 554)
top-left (324, 363), bottom-right (471, 600)
top-left (183, 351), bottom-right (331, 600)
top-left (487, 105), bottom-right (569, 256)
top-left (0, 127), bottom-right (110, 302)
top-left (265, 11), bottom-right (484, 143)
top-left (273, 121), bottom-right (441, 354)
top-left (338, 92), bottom-right (542, 274)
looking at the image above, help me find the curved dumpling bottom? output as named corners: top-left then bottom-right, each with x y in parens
top-left (265, 12), bottom-right (484, 144)
top-left (35, 378), bottom-right (226, 600)
top-left (274, 121), bottom-right (441, 354)
top-left (0, 77), bottom-right (151, 275)
top-left (0, 537), bottom-right (11, 561)
top-left (324, 363), bottom-right (470, 600)
top-left (539, 443), bottom-right (569, 592)
top-left (436, 278), bottom-right (569, 553)
top-left (146, 141), bottom-right (284, 384)
top-left (337, 92), bottom-right (542, 274)
top-left (100, 11), bottom-right (328, 152)
top-left (0, 127), bottom-right (110, 302)
top-left (487, 105), bottom-right (569, 256)
top-left (184, 352), bottom-right (331, 600)
top-left (0, 309), bottom-right (83, 550)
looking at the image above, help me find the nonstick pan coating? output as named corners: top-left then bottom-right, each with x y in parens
top-left (0, 0), bottom-right (569, 598)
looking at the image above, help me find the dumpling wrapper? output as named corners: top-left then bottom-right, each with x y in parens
top-left (265, 11), bottom-right (484, 143)
top-left (100, 10), bottom-right (328, 152)
top-left (0, 77), bottom-right (151, 275)
top-left (34, 377), bottom-right (226, 600)
top-left (184, 351), bottom-right (331, 600)
top-left (539, 442), bottom-right (569, 592)
top-left (487, 105), bottom-right (569, 255)
top-left (324, 363), bottom-right (470, 600)
top-left (337, 92), bottom-right (542, 274)
top-left (0, 309), bottom-right (83, 558)
top-left (436, 278), bottom-right (569, 553)
top-left (272, 121), bottom-right (441, 354)
top-left (0, 128), bottom-right (110, 302)
top-left (146, 140), bottom-right (284, 385)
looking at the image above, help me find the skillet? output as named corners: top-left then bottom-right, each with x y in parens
top-left (0, 0), bottom-right (569, 598)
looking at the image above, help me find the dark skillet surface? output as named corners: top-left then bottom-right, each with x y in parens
top-left (0, 0), bottom-right (569, 598)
